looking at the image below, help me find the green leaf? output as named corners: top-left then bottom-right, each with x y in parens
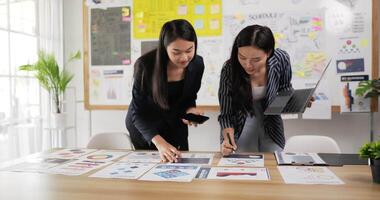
top-left (19, 64), bottom-right (34, 71)
top-left (359, 141), bottom-right (380, 159)
top-left (59, 70), bottom-right (74, 93)
top-left (68, 50), bottom-right (81, 62)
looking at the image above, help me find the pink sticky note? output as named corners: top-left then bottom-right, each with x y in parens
top-left (122, 59), bottom-right (131, 65)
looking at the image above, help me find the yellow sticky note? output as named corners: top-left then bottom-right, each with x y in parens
top-left (210, 4), bottom-right (220, 14)
top-left (122, 7), bottom-right (130, 17)
top-left (136, 12), bottom-right (144, 18)
top-left (308, 31), bottom-right (317, 40)
top-left (274, 33), bottom-right (285, 42)
top-left (360, 39), bottom-right (368, 47)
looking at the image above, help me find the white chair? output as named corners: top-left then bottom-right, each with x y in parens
top-left (87, 132), bottom-right (134, 150)
top-left (284, 135), bottom-right (341, 153)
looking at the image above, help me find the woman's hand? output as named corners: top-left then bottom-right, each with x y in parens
top-left (221, 127), bottom-right (237, 156)
top-left (182, 107), bottom-right (204, 127)
top-left (307, 96), bottom-right (315, 107)
top-left (152, 135), bottom-right (181, 163)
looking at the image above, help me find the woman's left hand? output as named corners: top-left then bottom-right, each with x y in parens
top-left (307, 96), bottom-right (315, 107)
top-left (182, 107), bottom-right (204, 127)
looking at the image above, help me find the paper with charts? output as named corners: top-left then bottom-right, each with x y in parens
top-left (48, 159), bottom-right (112, 176)
top-left (176, 153), bottom-right (214, 165)
top-left (79, 150), bottom-right (130, 162)
top-left (139, 164), bottom-right (200, 182)
top-left (218, 154), bottom-right (264, 167)
top-left (278, 166), bottom-right (344, 185)
top-left (1, 157), bottom-right (73, 173)
top-left (196, 167), bottom-right (270, 181)
top-left (45, 148), bottom-right (97, 159)
top-left (90, 162), bottom-right (156, 179)
top-left (47, 150), bottom-right (129, 176)
top-left (121, 151), bottom-right (161, 163)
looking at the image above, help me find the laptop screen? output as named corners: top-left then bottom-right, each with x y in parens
top-left (312, 59), bottom-right (332, 92)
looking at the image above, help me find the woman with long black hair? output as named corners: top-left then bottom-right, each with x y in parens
top-left (218, 25), bottom-right (311, 155)
top-left (126, 19), bottom-right (204, 162)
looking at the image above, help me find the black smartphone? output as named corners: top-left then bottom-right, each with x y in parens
top-left (182, 113), bottom-right (209, 124)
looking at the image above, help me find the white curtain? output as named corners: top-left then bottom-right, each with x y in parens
top-left (38, 0), bottom-right (64, 63)
top-left (38, 0), bottom-right (64, 150)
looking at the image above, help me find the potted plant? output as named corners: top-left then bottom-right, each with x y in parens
top-left (356, 78), bottom-right (380, 142)
top-left (359, 141), bottom-right (380, 183)
top-left (356, 78), bottom-right (380, 98)
top-left (19, 50), bottom-right (81, 129)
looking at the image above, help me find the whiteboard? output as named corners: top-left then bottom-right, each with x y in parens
top-left (83, 0), bottom-right (378, 112)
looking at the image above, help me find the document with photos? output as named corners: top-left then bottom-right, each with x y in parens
top-left (278, 166), bottom-right (344, 185)
top-left (46, 149), bottom-right (97, 159)
top-left (177, 152), bottom-right (214, 165)
top-left (79, 150), bottom-right (130, 162)
top-left (218, 154), bottom-right (264, 167)
top-left (121, 151), bottom-right (161, 163)
top-left (90, 162), bottom-right (156, 179)
top-left (196, 167), bottom-right (270, 181)
top-left (275, 151), bottom-right (326, 165)
top-left (48, 159), bottom-right (112, 176)
top-left (139, 164), bottom-right (200, 182)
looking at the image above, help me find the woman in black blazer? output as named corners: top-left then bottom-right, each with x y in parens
top-left (126, 19), bottom-right (204, 162)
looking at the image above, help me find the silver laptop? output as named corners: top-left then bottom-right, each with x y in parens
top-left (264, 59), bottom-right (331, 115)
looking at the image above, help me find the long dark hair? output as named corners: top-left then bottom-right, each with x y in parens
top-left (152, 19), bottom-right (197, 110)
top-left (228, 25), bottom-right (275, 114)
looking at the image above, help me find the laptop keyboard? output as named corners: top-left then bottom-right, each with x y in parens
top-left (282, 89), bottom-right (313, 113)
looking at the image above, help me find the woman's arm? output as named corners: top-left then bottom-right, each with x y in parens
top-left (130, 59), bottom-right (161, 144)
top-left (218, 62), bottom-right (234, 129)
top-left (218, 62), bottom-right (237, 155)
top-left (277, 49), bottom-right (293, 91)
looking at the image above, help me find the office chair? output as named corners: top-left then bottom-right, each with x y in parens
top-left (87, 132), bottom-right (135, 150)
top-left (284, 135), bottom-right (341, 153)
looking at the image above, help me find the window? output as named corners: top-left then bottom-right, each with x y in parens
top-left (0, 0), bottom-right (41, 162)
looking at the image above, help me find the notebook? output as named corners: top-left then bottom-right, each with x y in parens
top-left (264, 59), bottom-right (331, 115)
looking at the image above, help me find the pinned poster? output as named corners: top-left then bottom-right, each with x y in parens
top-left (336, 58), bottom-right (365, 73)
top-left (339, 75), bottom-right (370, 113)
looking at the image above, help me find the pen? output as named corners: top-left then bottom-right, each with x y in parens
top-left (175, 145), bottom-right (181, 158)
top-left (226, 133), bottom-right (236, 153)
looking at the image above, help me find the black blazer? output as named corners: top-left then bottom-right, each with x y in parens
top-left (126, 50), bottom-right (205, 150)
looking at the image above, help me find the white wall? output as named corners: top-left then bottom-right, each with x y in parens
top-left (63, 0), bottom-right (380, 153)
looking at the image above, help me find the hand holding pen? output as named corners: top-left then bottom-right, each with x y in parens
top-left (221, 127), bottom-right (237, 156)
